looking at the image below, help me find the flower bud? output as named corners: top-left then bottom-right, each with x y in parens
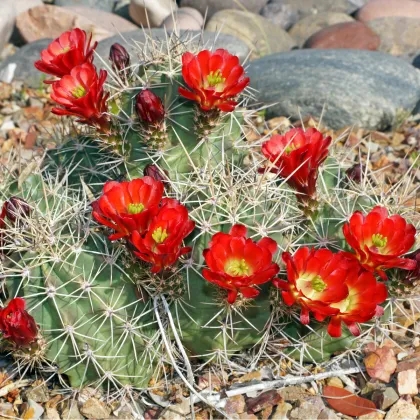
top-left (135, 90), bottom-right (165, 124)
top-left (109, 43), bottom-right (130, 72)
top-left (4, 197), bottom-right (31, 222)
top-left (143, 164), bottom-right (169, 185)
top-left (346, 164), bottom-right (365, 183)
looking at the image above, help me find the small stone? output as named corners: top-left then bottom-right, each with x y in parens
top-left (61, 404), bottom-right (83, 420)
top-left (290, 397), bottom-right (325, 419)
top-left (372, 387), bottom-right (399, 410)
top-left (43, 407), bottom-right (60, 420)
top-left (271, 401), bottom-right (292, 419)
top-left (278, 386), bottom-right (311, 402)
top-left (357, 0), bottom-right (420, 22)
top-left (161, 397), bottom-right (190, 420)
top-left (225, 395), bottom-right (246, 416)
top-left (80, 398), bottom-right (111, 419)
top-left (359, 413), bottom-right (384, 420)
top-left (318, 408), bottom-right (339, 419)
top-left (396, 351), bottom-right (420, 372)
top-left (129, 0), bottom-right (177, 27)
top-left (397, 370), bottom-right (418, 395)
top-left (161, 7), bottom-right (203, 31)
top-left (385, 399), bottom-right (418, 419)
top-left (326, 377), bottom-right (343, 388)
top-left (21, 400), bottom-right (44, 420)
top-left (25, 383), bottom-right (50, 403)
top-left (364, 346), bottom-right (397, 382)
top-left (246, 390), bottom-right (281, 414)
top-left (261, 2), bottom-right (299, 30)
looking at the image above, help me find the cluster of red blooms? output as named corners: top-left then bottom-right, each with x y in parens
top-left (92, 176), bottom-right (195, 273)
top-left (34, 28), bottom-right (110, 133)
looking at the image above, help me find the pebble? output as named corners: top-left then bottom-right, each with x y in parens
top-left (161, 7), bottom-right (204, 30)
top-left (357, 0), bottom-right (420, 22)
top-left (129, 0), bottom-right (176, 27)
top-left (21, 400), bottom-right (44, 420)
top-left (372, 387), bottom-right (399, 410)
top-left (397, 370), bottom-right (418, 395)
top-left (80, 398), bottom-right (111, 419)
top-left (61, 403), bottom-right (83, 420)
top-left (25, 383), bottom-right (50, 403)
top-left (225, 394), bottom-right (246, 415)
top-left (385, 399), bottom-right (418, 419)
top-left (326, 377), bottom-right (344, 388)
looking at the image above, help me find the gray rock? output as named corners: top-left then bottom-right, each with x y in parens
top-left (247, 49), bottom-right (420, 130)
top-left (0, 39), bottom-right (52, 88)
top-left (55, 0), bottom-right (116, 12)
top-left (372, 387), bottom-right (399, 410)
top-left (368, 17), bottom-right (420, 56)
top-left (62, 403), bottom-right (84, 420)
top-left (179, 0), bottom-right (268, 19)
top-left (206, 10), bottom-right (296, 59)
top-left (25, 383), bottom-right (50, 403)
top-left (95, 29), bottom-right (250, 65)
top-left (14, 0), bottom-right (43, 15)
top-left (261, 3), bottom-right (300, 30)
top-left (0, 2), bottom-right (16, 53)
top-left (80, 398), bottom-right (111, 419)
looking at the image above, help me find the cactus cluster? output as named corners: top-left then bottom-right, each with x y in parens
top-left (0, 28), bottom-right (418, 410)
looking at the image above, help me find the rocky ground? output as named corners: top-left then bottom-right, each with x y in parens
top-left (0, 0), bottom-right (420, 419)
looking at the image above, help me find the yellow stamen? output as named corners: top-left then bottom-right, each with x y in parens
top-left (127, 203), bottom-right (145, 215)
top-left (72, 85), bottom-right (86, 98)
top-left (331, 296), bottom-right (351, 313)
top-left (59, 46), bottom-right (71, 54)
top-left (207, 69), bottom-right (225, 87)
top-left (371, 233), bottom-right (387, 248)
top-left (311, 275), bottom-right (326, 292)
top-left (284, 144), bottom-right (299, 154)
top-left (152, 227), bottom-right (168, 244)
top-left (225, 259), bottom-right (251, 277)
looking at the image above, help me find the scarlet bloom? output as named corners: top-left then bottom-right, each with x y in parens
top-left (34, 28), bottom-right (96, 81)
top-left (327, 270), bottom-right (387, 337)
top-left (135, 90), bottom-right (165, 124)
top-left (51, 62), bottom-right (110, 132)
top-left (109, 43), bottom-right (130, 72)
top-left (261, 128), bottom-right (332, 199)
top-left (343, 206), bottom-right (417, 280)
top-left (0, 298), bottom-right (38, 347)
top-left (92, 177), bottom-right (164, 241)
top-left (273, 248), bottom-right (356, 324)
top-left (202, 225), bottom-right (279, 304)
top-left (179, 49), bottom-right (250, 112)
top-left (130, 198), bottom-right (195, 273)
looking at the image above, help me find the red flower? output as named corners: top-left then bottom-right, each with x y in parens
top-left (179, 49), bottom-right (250, 112)
top-left (130, 198), bottom-right (195, 273)
top-left (135, 90), bottom-right (165, 124)
top-left (343, 206), bottom-right (417, 280)
top-left (202, 225), bottom-right (279, 304)
top-left (34, 28), bottom-right (96, 82)
top-left (327, 270), bottom-right (387, 337)
top-left (261, 128), bottom-right (332, 199)
top-left (273, 248), bottom-right (356, 324)
top-left (51, 63), bottom-right (110, 132)
top-left (92, 177), bottom-right (164, 241)
top-left (0, 298), bottom-right (38, 347)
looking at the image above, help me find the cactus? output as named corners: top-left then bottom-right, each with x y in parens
top-left (0, 29), bottom-right (418, 405)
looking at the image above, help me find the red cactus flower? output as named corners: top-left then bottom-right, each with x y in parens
top-left (261, 128), bottom-right (332, 199)
top-left (51, 62), bottom-right (110, 133)
top-left (130, 198), bottom-right (195, 273)
top-left (34, 28), bottom-right (97, 82)
top-left (92, 177), bottom-right (164, 241)
top-left (202, 225), bottom-right (279, 304)
top-left (0, 298), bottom-right (38, 347)
top-left (327, 270), bottom-right (387, 337)
top-left (343, 206), bottom-right (417, 280)
top-left (273, 248), bottom-right (357, 324)
top-left (135, 90), bottom-right (165, 124)
top-left (179, 49), bottom-right (250, 112)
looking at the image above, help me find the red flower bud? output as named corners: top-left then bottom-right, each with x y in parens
top-left (4, 197), bottom-right (31, 223)
top-left (0, 298), bottom-right (38, 347)
top-left (346, 164), bottom-right (365, 183)
top-left (135, 90), bottom-right (165, 124)
top-left (143, 164), bottom-right (169, 185)
top-left (109, 43), bottom-right (130, 72)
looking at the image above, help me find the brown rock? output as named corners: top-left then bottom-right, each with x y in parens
top-left (246, 390), bottom-right (281, 414)
top-left (16, 5), bottom-right (114, 43)
top-left (364, 347), bottom-right (397, 383)
top-left (397, 370), bottom-right (419, 395)
top-left (396, 352), bottom-right (420, 373)
top-left (304, 21), bottom-right (380, 51)
top-left (357, 0), bottom-right (420, 22)
top-left (385, 399), bottom-right (418, 419)
top-left (225, 395), bottom-right (246, 416)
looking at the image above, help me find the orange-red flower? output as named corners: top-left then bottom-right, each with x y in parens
top-left (0, 298), bottom-right (38, 347)
top-left (261, 128), bottom-right (332, 199)
top-left (92, 177), bottom-right (164, 241)
top-left (273, 248), bottom-right (356, 324)
top-left (202, 225), bottom-right (279, 304)
top-left (130, 198), bottom-right (195, 273)
top-left (34, 28), bottom-right (96, 82)
top-left (327, 270), bottom-right (387, 337)
top-left (179, 49), bottom-right (250, 112)
top-left (51, 62), bottom-right (110, 132)
top-left (343, 206), bottom-right (417, 280)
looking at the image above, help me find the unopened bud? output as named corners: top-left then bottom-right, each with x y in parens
top-left (346, 164), bottom-right (365, 183)
top-left (4, 197), bottom-right (31, 222)
top-left (109, 43), bottom-right (130, 73)
top-left (135, 90), bottom-right (165, 124)
top-left (143, 164), bottom-right (169, 187)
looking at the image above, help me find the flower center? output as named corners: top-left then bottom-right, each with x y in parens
top-left (371, 233), bottom-right (387, 248)
top-left (284, 143), bottom-right (299, 154)
top-left (311, 275), bottom-right (326, 292)
top-left (152, 227), bottom-right (168, 244)
top-left (331, 296), bottom-right (352, 313)
top-left (127, 203), bottom-right (145, 215)
top-left (207, 69), bottom-right (225, 87)
top-left (59, 46), bottom-right (71, 54)
top-left (225, 259), bottom-right (251, 277)
top-left (72, 85), bottom-right (86, 99)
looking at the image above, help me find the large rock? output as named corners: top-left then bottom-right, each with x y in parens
top-left (55, 0), bottom-right (115, 12)
top-left (161, 7), bottom-right (204, 31)
top-left (357, 0), bottom-right (420, 22)
top-left (289, 12), bottom-right (354, 47)
top-left (367, 17), bottom-right (420, 56)
top-left (247, 49), bottom-right (420, 130)
top-left (304, 21), bottom-right (380, 50)
top-left (179, 0), bottom-right (268, 19)
top-left (206, 10), bottom-right (296, 59)
top-left (129, 0), bottom-right (177, 27)
top-left (0, 3), bottom-right (16, 53)
top-left (14, 0), bottom-right (43, 15)
top-left (16, 5), bottom-right (114, 43)
top-left (260, 3), bottom-right (299, 30)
